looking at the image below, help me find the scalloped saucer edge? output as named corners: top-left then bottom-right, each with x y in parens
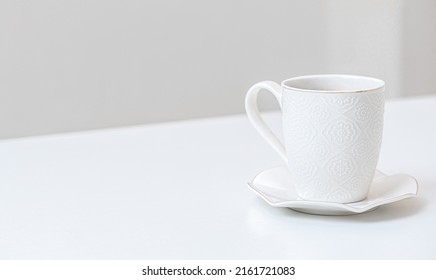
top-left (248, 166), bottom-right (418, 215)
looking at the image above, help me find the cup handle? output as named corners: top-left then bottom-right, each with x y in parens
top-left (245, 81), bottom-right (287, 162)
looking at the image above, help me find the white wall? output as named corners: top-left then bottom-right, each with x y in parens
top-left (323, 0), bottom-right (404, 98)
top-left (0, 1), bottom-right (435, 139)
top-left (402, 0), bottom-right (436, 96)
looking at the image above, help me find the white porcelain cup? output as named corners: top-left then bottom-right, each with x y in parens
top-left (245, 74), bottom-right (385, 203)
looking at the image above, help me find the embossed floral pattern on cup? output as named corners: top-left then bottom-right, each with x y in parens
top-left (282, 89), bottom-right (384, 203)
top-left (324, 118), bottom-right (360, 147)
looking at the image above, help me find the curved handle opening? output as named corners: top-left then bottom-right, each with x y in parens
top-left (245, 81), bottom-right (287, 162)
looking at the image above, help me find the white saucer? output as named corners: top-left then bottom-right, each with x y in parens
top-left (248, 167), bottom-right (418, 215)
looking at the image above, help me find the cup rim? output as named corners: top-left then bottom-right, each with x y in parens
top-left (281, 74), bottom-right (385, 94)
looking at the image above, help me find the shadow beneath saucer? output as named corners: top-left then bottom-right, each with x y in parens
top-left (284, 179), bottom-right (436, 223)
top-left (248, 180), bottom-right (433, 225)
top-left (284, 194), bottom-right (426, 223)
top-left (348, 196), bottom-right (425, 222)
top-left (300, 197), bottom-right (425, 222)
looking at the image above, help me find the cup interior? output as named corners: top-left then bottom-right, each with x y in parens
top-left (282, 75), bottom-right (384, 93)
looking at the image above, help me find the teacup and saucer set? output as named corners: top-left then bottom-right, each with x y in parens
top-left (245, 75), bottom-right (418, 215)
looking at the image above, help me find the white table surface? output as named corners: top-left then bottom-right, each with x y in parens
top-left (1, 96), bottom-right (435, 260)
